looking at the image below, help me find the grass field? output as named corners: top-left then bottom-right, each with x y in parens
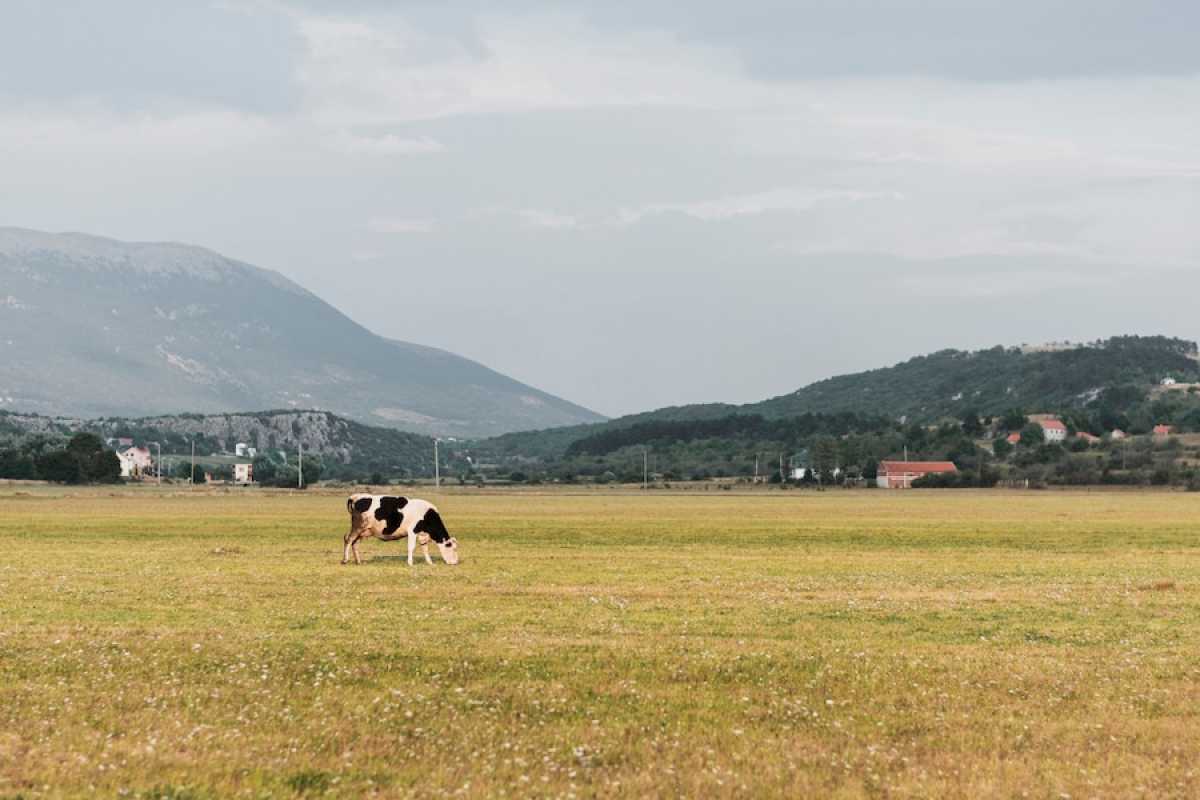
top-left (1, 486), bottom-right (1199, 798)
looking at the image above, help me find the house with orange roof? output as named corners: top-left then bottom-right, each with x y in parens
top-left (1037, 418), bottom-right (1068, 443)
top-left (876, 460), bottom-right (958, 489)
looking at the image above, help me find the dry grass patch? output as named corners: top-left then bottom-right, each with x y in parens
top-left (1, 486), bottom-right (1198, 797)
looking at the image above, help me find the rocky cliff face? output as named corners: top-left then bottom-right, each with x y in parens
top-left (0, 228), bottom-right (603, 437)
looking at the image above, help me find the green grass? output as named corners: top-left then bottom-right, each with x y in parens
top-left (1, 486), bottom-right (1199, 798)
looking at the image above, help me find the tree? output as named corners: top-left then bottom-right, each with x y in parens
top-left (36, 433), bottom-right (122, 484)
top-left (1001, 409), bottom-right (1027, 432)
top-left (992, 437), bottom-right (1013, 459)
top-left (36, 449), bottom-right (81, 483)
top-left (1018, 423), bottom-right (1045, 447)
top-left (810, 437), bottom-right (839, 484)
top-left (960, 409), bottom-right (984, 437)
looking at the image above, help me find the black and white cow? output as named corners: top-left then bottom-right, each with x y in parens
top-left (343, 494), bottom-right (460, 566)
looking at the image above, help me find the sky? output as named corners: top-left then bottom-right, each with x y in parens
top-left (2, 1), bottom-right (1198, 417)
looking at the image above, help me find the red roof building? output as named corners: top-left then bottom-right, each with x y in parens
top-left (1038, 418), bottom-right (1068, 442)
top-left (1153, 424), bottom-right (1176, 437)
top-left (1075, 431), bottom-right (1100, 445)
top-left (876, 460), bottom-right (958, 489)
top-left (1006, 432), bottom-right (1021, 445)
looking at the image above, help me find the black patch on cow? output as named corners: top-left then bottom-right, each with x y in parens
top-left (374, 496), bottom-right (408, 536)
top-left (353, 497), bottom-right (373, 514)
top-left (413, 508), bottom-right (450, 544)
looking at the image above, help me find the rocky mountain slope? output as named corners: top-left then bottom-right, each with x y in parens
top-left (0, 228), bottom-right (603, 437)
top-left (0, 409), bottom-right (436, 479)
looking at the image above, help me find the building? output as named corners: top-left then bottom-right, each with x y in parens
top-left (1161, 377), bottom-right (1178, 386)
top-left (233, 463), bottom-right (254, 484)
top-left (1153, 424), bottom-right (1176, 437)
top-left (1006, 432), bottom-right (1021, 445)
top-left (117, 446), bottom-right (153, 479)
top-left (1110, 429), bottom-right (1127, 440)
top-left (876, 460), bottom-right (958, 489)
top-left (1038, 419), bottom-right (1067, 443)
top-left (1075, 431), bottom-right (1100, 445)
top-left (235, 442), bottom-right (249, 457)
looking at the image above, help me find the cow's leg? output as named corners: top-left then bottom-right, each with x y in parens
top-left (422, 539), bottom-right (433, 566)
top-left (342, 531), bottom-right (354, 564)
top-left (407, 530), bottom-right (416, 566)
top-left (351, 535), bottom-right (364, 565)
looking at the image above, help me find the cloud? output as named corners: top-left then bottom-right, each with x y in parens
top-left (328, 131), bottom-right (446, 155)
top-left (0, 1), bottom-right (301, 112)
top-left (366, 217), bottom-right (436, 234)
top-left (616, 187), bottom-right (903, 225)
top-left (516, 209), bottom-right (581, 230)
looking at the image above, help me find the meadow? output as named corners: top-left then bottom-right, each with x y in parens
top-left (1, 485), bottom-right (1198, 798)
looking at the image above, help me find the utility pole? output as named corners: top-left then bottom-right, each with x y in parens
top-left (434, 439), bottom-right (441, 488)
top-left (779, 452), bottom-right (785, 483)
top-left (149, 442), bottom-right (161, 485)
top-left (298, 441), bottom-right (303, 489)
top-left (754, 453), bottom-right (759, 481)
top-left (190, 440), bottom-right (196, 486)
top-left (643, 447), bottom-right (648, 490)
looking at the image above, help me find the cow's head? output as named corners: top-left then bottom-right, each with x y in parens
top-left (436, 536), bottom-right (460, 565)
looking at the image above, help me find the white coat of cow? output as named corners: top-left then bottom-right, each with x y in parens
top-left (343, 494), bottom-right (460, 566)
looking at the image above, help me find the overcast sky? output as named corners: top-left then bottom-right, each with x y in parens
top-left (2, 1), bottom-right (1198, 416)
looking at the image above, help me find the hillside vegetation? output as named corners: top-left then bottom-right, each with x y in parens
top-left (0, 409), bottom-right (435, 481)
top-left (456, 336), bottom-right (1200, 485)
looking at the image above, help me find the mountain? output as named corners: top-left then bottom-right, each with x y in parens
top-left (465, 335), bottom-right (1200, 466)
top-left (0, 228), bottom-right (603, 437)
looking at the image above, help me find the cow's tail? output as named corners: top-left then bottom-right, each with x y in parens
top-left (346, 497), bottom-right (355, 514)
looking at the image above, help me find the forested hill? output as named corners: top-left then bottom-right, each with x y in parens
top-left (467, 335), bottom-right (1200, 466)
top-left (751, 335), bottom-right (1200, 421)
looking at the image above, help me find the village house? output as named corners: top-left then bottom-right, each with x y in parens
top-left (117, 446), bottom-right (153, 479)
top-left (233, 463), bottom-right (254, 484)
top-left (1038, 418), bottom-right (1068, 443)
top-left (876, 460), bottom-right (958, 489)
top-left (1075, 431), bottom-right (1101, 445)
top-left (1110, 429), bottom-right (1127, 440)
top-left (1153, 424), bottom-right (1176, 437)
top-left (1006, 432), bottom-right (1021, 445)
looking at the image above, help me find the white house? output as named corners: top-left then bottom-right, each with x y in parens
top-left (235, 442), bottom-right (249, 457)
top-left (233, 463), bottom-right (254, 484)
top-left (1161, 377), bottom-right (1178, 386)
top-left (1038, 419), bottom-right (1067, 443)
top-left (117, 446), bottom-right (153, 479)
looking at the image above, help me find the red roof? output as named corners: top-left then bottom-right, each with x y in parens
top-left (1039, 419), bottom-right (1067, 431)
top-left (1075, 431), bottom-right (1100, 441)
top-left (879, 460), bottom-right (958, 475)
top-left (1006, 432), bottom-right (1021, 444)
top-left (1153, 424), bottom-right (1175, 435)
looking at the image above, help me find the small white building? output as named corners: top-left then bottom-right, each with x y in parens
top-left (233, 463), bottom-right (254, 484)
top-left (1038, 419), bottom-right (1068, 443)
top-left (1161, 377), bottom-right (1178, 386)
top-left (235, 442), bottom-right (249, 457)
top-left (117, 446), bottom-right (153, 479)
